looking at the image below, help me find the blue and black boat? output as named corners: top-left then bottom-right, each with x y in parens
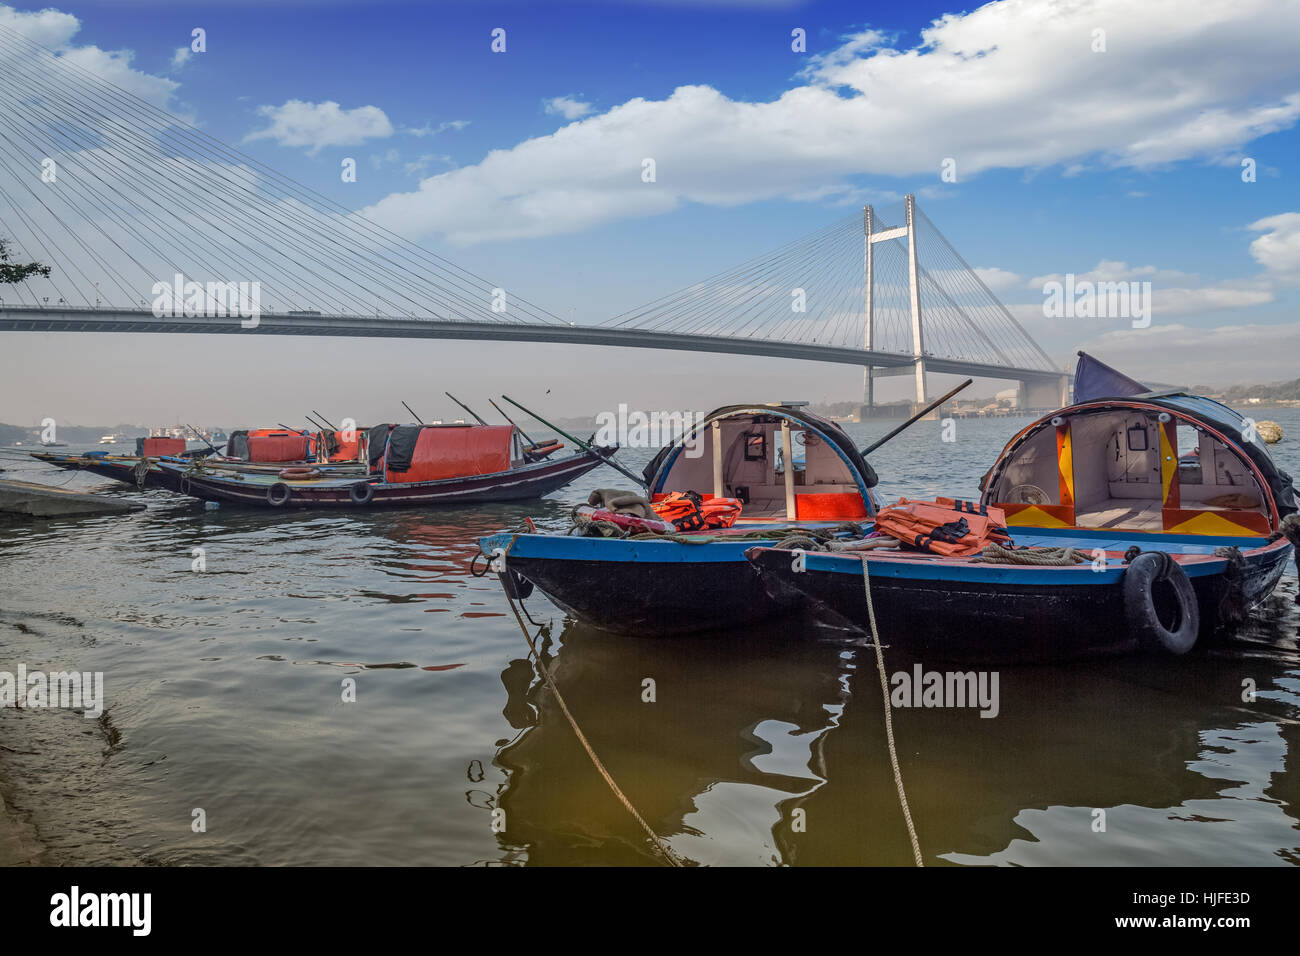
top-left (479, 402), bottom-right (883, 635)
top-left (746, 355), bottom-right (1299, 660)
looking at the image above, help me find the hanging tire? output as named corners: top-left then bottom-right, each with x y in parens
top-left (349, 481), bottom-right (374, 505)
top-left (1123, 551), bottom-right (1199, 655)
top-left (266, 482), bottom-right (292, 507)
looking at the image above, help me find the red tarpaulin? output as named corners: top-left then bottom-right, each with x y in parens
top-left (247, 434), bottom-right (311, 462)
top-left (141, 437), bottom-right (186, 457)
top-left (385, 425), bottom-right (514, 483)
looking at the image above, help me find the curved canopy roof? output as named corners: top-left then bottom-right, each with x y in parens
top-left (642, 403), bottom-right (878, 490)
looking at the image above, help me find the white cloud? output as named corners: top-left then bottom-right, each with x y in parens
top-left (1024, 259), bottom-right (1275, 320)
top-left (245, 100), bottom-right (394, 155)
top-left (405, 119), bottom-right (470, 138)
top-left (972, 267), bottom-right (1023, 294)
top-left (0, 4), bottom-right (179, 109)
top-left (1248, 212), bottom-right (1300, 280)
top-left (362, 0), bottom-right (1300, 243)
top-left (171, 46), bottom-right (190, 70)
top-left (544, 95), bottom-right (593, 121)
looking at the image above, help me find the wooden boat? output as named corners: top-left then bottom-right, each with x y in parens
top-left (478, 402), bottom-right (882, 635)
top-left (745, 355), bottom-right (1299, 660)
top-left (156, 422), bottom-right (615, 508)
top-left (30, 427), bottom-right (343, 491)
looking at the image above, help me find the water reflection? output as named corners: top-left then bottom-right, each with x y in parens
top-left (490, 592), bottom-right (1300, 866)
top-left (492, 619), bottom-right (853, 866)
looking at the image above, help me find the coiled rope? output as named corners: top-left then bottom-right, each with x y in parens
top-left (858, 555), bottom-right (923, 866)
top-left (970, 542), bottom-right (1086, 565)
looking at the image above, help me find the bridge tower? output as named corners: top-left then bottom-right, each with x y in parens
top-left (862, 193), bottom-right (928, 418)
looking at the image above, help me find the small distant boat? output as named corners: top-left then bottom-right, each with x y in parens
top-left (745, 353), bottom-right (1299, 660)
top-left (98, 434), bottom-right (118, 444)
top-left (156, 422), bottom-right (613, 508)
top-left (39, 439), bottom-right (67, 447)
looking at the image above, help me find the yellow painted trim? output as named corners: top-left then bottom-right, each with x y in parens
top-left (1164, 511), bottom-right (1259, 537)
top-left (1005, 505), bottom-right (1072, 529)
top-left (1058, 424), bottom-right (1074, 505)
top-left (1160, 422), bottom-right (1175, 505)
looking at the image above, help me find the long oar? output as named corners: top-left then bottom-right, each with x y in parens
top-left (860, 378), bottom-right (973, 457)
top-left (401, 401), bottom-right (425, 425)
top-left (311, 410), bottom-right (339, 430)
top-left (444, 391), bottom-right (488, 425)
top-left (501, 394), bottom-right (647, 490)
top-left (489, 398), bottom-right (537, 446)
top-left (184, 423), bottom-right (221, 456)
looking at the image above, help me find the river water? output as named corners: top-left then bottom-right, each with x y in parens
top-left (1, 411), bottom-right (1297, 867)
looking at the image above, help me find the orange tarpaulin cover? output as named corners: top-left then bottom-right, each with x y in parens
top-left (247, 434), bottom-right (311, 463)
top-left (140, 437), bottom-right (186, 457)
top-left (328, 431), bottom-right (361, 462)
top-left (385, 425), bottom-right (514, 483)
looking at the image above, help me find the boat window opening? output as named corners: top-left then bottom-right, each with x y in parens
top-left (992, 409), bottom-right (1271, 532)
top-left (1126, 423), bottom-right (1149, 452)
top-left (654, 414), bottom-right (867, 521)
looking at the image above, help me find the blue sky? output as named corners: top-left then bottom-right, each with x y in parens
top-left (0, 0), bottom-right (1297, 423)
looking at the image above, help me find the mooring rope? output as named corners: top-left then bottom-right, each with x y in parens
top-left (970, 542), bottom-right (1086, 565)
top-left (859, 555), bottom-right (924, 867)
top-left (498, 540), bottom-right (685, 867)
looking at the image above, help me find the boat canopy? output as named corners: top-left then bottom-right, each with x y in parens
top-left (383, 424), bottom-right (522, 483)
top-left (642, 404), bottom-right (879, 521)
top-left (980, 386), bottom-right (1296, 536)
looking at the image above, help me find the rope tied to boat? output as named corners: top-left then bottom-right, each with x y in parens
top-left (1212, 546), bottom-right (1248, 626)
top-left (969, 542), bottom-right (1087, 565)
top-left (857, 555), bottom-right (924, 867)
top-left (132, 456), bottom-right (152, 490)
top-left (1278, 514), bottom-right (1300, 605)
top-left (495, 537), bottom-right (685, 867)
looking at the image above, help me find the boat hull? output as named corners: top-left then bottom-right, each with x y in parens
top-left (745, 531), bottom-right (1293, 661)
top-left (478, 530), bottom-right (817, 636)
top-left (31, 453), bottom-right (182, 491)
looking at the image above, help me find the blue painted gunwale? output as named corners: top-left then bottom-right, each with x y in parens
top-left (481, 526), bottom-right (1287, 582)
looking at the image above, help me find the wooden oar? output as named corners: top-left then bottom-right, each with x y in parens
top-left (501, 394), bottom-right (647, 490)
top-left (860, 378), bottom-right (973, 457)
top-left (444, 392), bottom-right (488, 425)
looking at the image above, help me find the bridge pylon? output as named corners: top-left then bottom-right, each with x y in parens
top-left (862, 193), bottom-right (928, 419)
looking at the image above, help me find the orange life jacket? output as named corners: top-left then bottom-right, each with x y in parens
top-left (651, 491), bottom-right (744, 531)
top-left (873, 497), bottom-right (1011, 556)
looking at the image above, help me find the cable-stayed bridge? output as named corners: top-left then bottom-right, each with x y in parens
top-left (0, 24), bottom-right (1066, 410)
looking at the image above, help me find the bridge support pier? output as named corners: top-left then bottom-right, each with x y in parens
top-left (1019, 374), bottom-right (1070, 412)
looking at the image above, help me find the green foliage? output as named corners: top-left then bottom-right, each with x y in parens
top-left (0, 238), bottom-right (52, 285)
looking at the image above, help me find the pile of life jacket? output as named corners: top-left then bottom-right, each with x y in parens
top-left (873, 497), bottom-right (1012, 556)
top-left (651, 490), bottom-right (743, 531)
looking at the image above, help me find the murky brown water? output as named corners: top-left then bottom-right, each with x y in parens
top-left (1, 412), bottom-right (1297, 865)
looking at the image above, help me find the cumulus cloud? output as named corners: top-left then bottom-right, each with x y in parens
top-left (544, 95), bottom-right (593, 121)
top-left (1248, 212), bottom-right (1300, 280)
top-left (362, 0), bottom-right (1300, 243)
top-left (246, 100), bottom-right (395, 155)
top-left (0, 4), bottom-right (179, 109)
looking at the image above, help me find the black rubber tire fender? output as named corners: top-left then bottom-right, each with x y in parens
top-left (1123, 551), bottom-right (1200, 655)
top-left (266, 482), bottom-right (292, 507)
top-left (349, 481), bottom-right (375, 505)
